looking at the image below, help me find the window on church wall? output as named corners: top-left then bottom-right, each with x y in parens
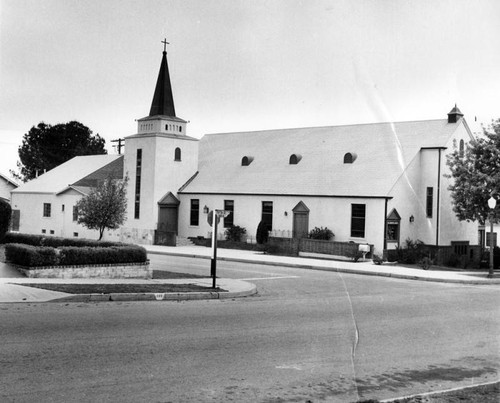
top-left (190, 199), bottom-right (200, 226)
top-left (351, 204), bottom-right (366, 238)
top-left (134, 149), bottom-right (142, 219)
top-left (224, 200), bottom-right (234, 228)
top-left (179, 126), bottom-right (182, 133)
top-left (426, 187), bottom-right (433, 218)
top-left (459, 139), bottom-right (465, 156)
top-left (261, 201), bottom-right (273, 231)
top-left (43, 203), bottom-right (52, 218)
top-left (72, 206), bottom-right (78, 222)
top-left (174, 147), bottom-right (181, 161)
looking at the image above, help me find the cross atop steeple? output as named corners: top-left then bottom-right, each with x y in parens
top-left (149, 42), bottom-right (176, 117)
top-left (161, 38), bottom-right (169, 53)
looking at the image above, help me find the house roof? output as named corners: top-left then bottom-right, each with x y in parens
top-left (179, 118), bottom-right (466, 198)
top-left (12, 155), bottom-right (123, 194)
top-left (0, 173), bottom-right (19, 188)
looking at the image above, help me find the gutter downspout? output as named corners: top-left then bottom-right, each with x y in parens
top-left (383, 198), bottom-right (388, 251)
top-left (436, 149), bottom-right (442, 246)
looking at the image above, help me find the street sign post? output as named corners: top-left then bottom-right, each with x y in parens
top-left (209, 209), bottom-right (230, 288)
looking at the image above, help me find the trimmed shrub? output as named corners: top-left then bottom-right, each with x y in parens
top-left (3, 232), bottom-right (124, 248)
top-left (0, 199), bottom-right (11, 243)
top-left (372, 253), bottom-right (385, 265)
top-left (256, 221), bottom-right (269, 245)
top-left (394, 238), bottom-right (426, 264)
top-left (5, 243), bottom-right (147, 267)
top-left (418, 256), bottom-right (433, 270)
top-left (224, 225), bottom-right (247, 242)
top-left (308, 227), bottom-right (334, 240)
top-left (59, 246), bottom-right (147, 265)
top-left (5, 244), bottom-right (58, 267)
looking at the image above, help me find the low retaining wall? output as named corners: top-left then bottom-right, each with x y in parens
top-left (15, 261), bottom-right (151, 279)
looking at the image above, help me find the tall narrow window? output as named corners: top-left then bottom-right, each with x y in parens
top-left (134, 149), bottom-right (142, 219)
top-left (224, 200), bottom-right (234, 228)
top-left (174, 147), bottom-right (181, 161)
top-left (262, 201), bottom-right (273, 231)
top-left (351, 204), bottom-right (366, 238)
top-left (43, 203), bottom-right (51, 218)
top-left (426, 187), bottom-right (433, 218)
top-left (190, 199), bottom-right (200, 226)
top-left (72, 206), bottom-right (78, 222)
top-left (11, 210), bottom-right (20, 231)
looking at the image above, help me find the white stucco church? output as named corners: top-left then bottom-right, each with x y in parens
top-left (11, 47), bottom-right (479, 254)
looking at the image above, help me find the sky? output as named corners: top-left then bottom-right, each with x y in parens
top-left (1, 0), bottom-right (499, 180)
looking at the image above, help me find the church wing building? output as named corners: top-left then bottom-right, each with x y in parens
top-left (176, 107), bottom-right (476, 254)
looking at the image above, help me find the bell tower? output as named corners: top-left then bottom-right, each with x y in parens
top-left (123, 40), bottom-right (199, 244)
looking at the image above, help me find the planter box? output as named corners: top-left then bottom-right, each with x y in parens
top-left (15, 261), bottom-right (151, 279)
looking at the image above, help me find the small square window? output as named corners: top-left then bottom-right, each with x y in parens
top-left (50, 230), bottom-right (54, 235)
top-left (73, 232), bottom-right (79, 237)
top-left (42, 229), bottom-right (46, 234)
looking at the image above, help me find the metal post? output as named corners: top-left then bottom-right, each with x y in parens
top-left (489, 217), bottom-right (494, 278)
top-left (211, 210), bottom-right (217, 288)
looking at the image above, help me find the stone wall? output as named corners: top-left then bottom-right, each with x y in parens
top-left (16, 261), bottom-right (151, 279)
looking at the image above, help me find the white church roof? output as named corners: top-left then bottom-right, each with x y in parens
top-left (180, 118), bottom-right (463, 198)
top-left (12, 155), bottom-right (123, 194)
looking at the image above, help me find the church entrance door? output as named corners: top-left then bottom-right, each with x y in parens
top-left (155, 192), bottom-right (180, 246)
top-left (292, 201), bottom-right (310, 239)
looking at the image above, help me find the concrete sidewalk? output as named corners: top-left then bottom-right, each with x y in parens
top-left (145, 244), bottom-right (500, 285)
top-left (0, 260), bottom-right (257, 303)
top-left (1, 244), bottom-right (498, 303)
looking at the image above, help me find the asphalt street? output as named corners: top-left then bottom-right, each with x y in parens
top-left (0, 254), bottom-right (498, 402)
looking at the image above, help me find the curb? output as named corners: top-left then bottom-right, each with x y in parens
top-left (49, 282), bottom-right (258, 303)
top-left (147, 250), bottom-right (500, 285)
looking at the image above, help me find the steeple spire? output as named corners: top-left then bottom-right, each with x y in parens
top-left (149, 39), bottom-right (176, 117)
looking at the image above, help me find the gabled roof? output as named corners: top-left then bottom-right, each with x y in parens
top-left (12, 155), bottom-right (123, 194)
top-left (0, 173), bottom-right (18, 188)
top-left (179, 118), bottom-right (467, 198)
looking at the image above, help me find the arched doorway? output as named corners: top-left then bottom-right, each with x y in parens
top-left (292, 201), bottom-right (310, 239)
top-left (155, 192), bottom-right (179, 246)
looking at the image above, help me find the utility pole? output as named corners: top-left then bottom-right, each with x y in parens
top-left (111, 138), bottom-right (124, 155)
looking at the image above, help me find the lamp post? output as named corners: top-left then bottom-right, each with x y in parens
top-left (487, 196), bottom-right (496, 279)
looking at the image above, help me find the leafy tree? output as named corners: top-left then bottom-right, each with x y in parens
top-left (13, 121), bottom-right (106, 182)
top-left (0, 199), bottom-right (12, 242)
top-left (75, 176), bottom-right (128, 241)
top-left (446, 119), bottom-right (500, 224)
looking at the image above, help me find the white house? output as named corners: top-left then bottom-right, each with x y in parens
top-left (0, 173), bottom-right (18, 203)
top-left (11, 155), bottom-right (123, 239)
top-left (10, 46), bottom-right (480, 254)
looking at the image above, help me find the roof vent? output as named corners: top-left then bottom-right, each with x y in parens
top-left (289, 154), bottom-right (302, 165)
top-left (447, 104), bottom-right (464, 123)
top-left (343, 152), bottom-right (357, 164)
top-left (241, 156), bottom-right (254, 166)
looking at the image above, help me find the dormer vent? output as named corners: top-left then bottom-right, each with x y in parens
top-left (241, 156), bottom-right (254, 166)
top-left (343, 152), bottom-right (357, 163)
top-left (289, 154), bottom-right (302, 165)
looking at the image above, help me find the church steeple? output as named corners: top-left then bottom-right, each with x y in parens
top-left (149, 40), bottom-right (176, 117)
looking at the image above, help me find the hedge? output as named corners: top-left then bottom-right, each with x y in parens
top-left (59, 246), bottom-right (147, 265)
top-left (4, 244), bottom-right (147, 267)
top-left (5, 244), bottom-right (59, 267)
top-left (3, 232), bottom-right (124, 248)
